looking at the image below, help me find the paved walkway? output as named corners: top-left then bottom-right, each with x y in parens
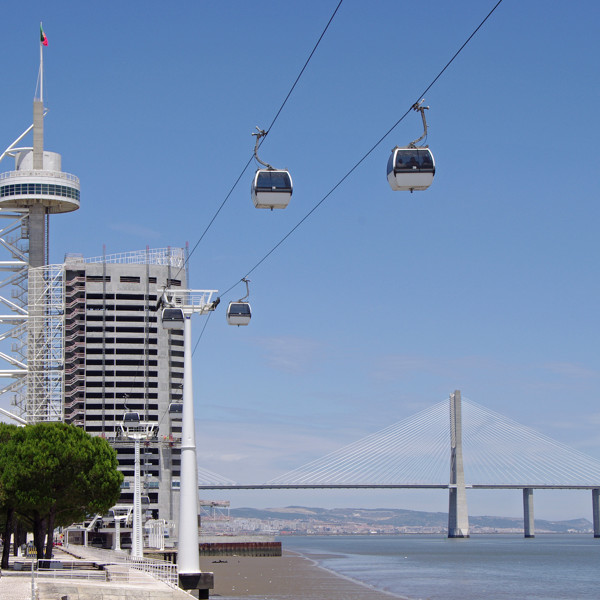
top-left (0, 571), bottom-right (35, 600)
top-left (0, 546), bottom-right (195, 600)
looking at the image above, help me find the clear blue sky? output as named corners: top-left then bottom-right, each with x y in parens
top-left (1, 1), bottom-right (599, 520)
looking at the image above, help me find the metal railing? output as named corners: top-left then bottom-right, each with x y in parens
top-left (66, 247), bottom-right (185, 268)
top-left (61, 544), bottom-right (179, 589)
top-left (0, 169), bottom-right (80, 183)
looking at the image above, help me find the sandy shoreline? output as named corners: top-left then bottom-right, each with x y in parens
top-left (201, 549), bottom-right (404, 600)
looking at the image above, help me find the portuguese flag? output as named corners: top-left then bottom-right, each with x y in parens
top-left (40, 24), bottom-right (48, 46)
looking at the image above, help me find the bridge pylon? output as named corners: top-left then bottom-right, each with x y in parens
top-left (448, 390), bottom-right (470, 538)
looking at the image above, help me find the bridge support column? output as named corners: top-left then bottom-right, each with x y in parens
top-left (448, 390), bottom-right (469, 538)
top-left (593, 489), bottom-right (600, 538)
top-left (523, 488), bottom-right (535, 538)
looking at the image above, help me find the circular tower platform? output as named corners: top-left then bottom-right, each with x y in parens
top-left (0, 150), bottom-right (79, 213)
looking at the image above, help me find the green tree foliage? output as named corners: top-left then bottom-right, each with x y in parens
top-left (0, 422), bottom-right (123, 560)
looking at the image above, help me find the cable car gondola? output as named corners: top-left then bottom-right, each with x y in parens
top-left (252, 169), bottom-right (293, 209)
top-left (122, 412), bottom-right (140, 424)
top-left (251, 127), bottom-right (293, 209)
top-left (168, 402), bottom-right (183, 417)
top-left (387, 100), bottom-right (435, 192)
top-left (227, 302), bottom-right (251, 326)
top-left (161, 307), bottom-right (184, 329)
top-left (227, 277), bottom-right (252, 326)
top-left (387, 147), bottom-right (435, 191)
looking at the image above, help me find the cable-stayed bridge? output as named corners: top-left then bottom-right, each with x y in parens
top-left (197, 391), bottom-right (600, 538)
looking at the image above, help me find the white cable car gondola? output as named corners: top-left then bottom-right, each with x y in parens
top-left (227, 301), bottom-right (252, 326)
top-left (122, 412), bottom-right (140, 425)
top-left (252, 168), bottom-right (293, 209)
top-left (251, 127), bottom-right (292, 209)
top-left (168, 402), bottom-right (183, 417)
top-left (227, 277), bottom-right (252, 326)
top-left (387, 100), bottom-right (435, 192)
top-left (161, 307), bottom-right (184, 329)
top-left (387, 147), bottom-right (435, 191)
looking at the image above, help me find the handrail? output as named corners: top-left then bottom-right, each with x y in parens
top-left (0, 169), bottom-right (80, 184)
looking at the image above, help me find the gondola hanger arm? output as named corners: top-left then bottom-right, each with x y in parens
top-left (409, 99), bottom-right (430, 148)
top-left (239, 277), bottom-right (251, 302)
top-left (252, 127), bottom-right (275, 170)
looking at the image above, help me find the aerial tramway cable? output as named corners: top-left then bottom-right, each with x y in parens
top-left (217, 0), bottom-right (505, 300)
top-left (192, 0), bottom-right (505, 351)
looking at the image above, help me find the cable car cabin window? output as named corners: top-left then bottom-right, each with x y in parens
top-left (123, 412), bottom-right (140, 423)
top-left (162, 308), bottom-right (184, 328)
top-left (255, 171), bottom-right (292, 191)
top-left (228, 303), bottom-right (251, 316)
top-left (392, 149), bottom-right (435, 173)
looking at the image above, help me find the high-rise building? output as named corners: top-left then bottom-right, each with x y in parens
top-left (62, 248), bottom-right (187, 523)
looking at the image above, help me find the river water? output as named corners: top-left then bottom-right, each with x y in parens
top-left (281, 534), bottom-right (599, 599)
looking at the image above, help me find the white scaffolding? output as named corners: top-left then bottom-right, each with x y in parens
top-left (25, 264), bottom-right (64, 421)
top-left (0, 209), bottom-right (32, 421)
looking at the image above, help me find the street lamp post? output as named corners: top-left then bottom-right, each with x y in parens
top-left (160, 288), bottom-right (218, 595)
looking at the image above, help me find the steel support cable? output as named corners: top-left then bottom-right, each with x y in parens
top-left (386, 432), bottom-right (447, 485)
top-left (198, 465), bottom-right (236, 486)
top-left (477, 422), bottom-right (555, 482)
top-left (264, 0), bottom-right (344, 136)
top-left (277, 402), bottom-right (446, 481)
top-left (464, 429), bottom-right (509, 483)
top-left (366, 408), bottom-right (449, 483)
top-left (270, 400), bottom-right (449, 484)
top-left (175, 0), bottom-right (345, 291)
top-left (465, 420), bottom-right (524, 484)
top-left (464, 399), bottom-right (600, 484)
top-left (220, 0), bottom-right (506, 302)
top-left (323, 402), bottom-right (449, 483)
top-left (382, 416), bottom-right (448, 484)
top-left (413, 424), bottom-right (450, 483)
top-left (465, 403), bottom-right (560, 483)
top-left (475, 414), bottom-right (587, 483)
top-left (293, 402), bottom-right (447, 482)
top-left (270, 414), bottom-right (428, 483)
top-left (376, 427), bottom-right (445, 480)
top-left (463, 403), bottom-right (525, 482)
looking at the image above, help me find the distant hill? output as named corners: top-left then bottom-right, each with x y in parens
top-left (228, 506), bottom-right (592, 533)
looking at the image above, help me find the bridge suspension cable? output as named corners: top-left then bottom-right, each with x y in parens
top-left (266, 398), bottom-right (600, 487)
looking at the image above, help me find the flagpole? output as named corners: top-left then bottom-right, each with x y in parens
top-left (39, 22), bottom-right (44, 103)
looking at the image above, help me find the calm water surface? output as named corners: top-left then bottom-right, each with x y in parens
top-left (281, 534), bottom-right (600, 600)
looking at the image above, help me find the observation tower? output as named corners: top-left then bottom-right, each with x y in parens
top-left (0, 34), bottom-right (80, 422)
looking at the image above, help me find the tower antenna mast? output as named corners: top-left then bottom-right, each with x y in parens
top-left (38, 22), bottom-right (48, 103)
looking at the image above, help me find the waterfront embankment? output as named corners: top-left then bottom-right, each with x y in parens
top-left (202, 550), bottom-right (401, 600)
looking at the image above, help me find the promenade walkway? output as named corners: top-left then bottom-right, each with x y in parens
top-left (0, 571), bottom-right (34, 600)
top-left (0, 546), bottom-right (194, 600)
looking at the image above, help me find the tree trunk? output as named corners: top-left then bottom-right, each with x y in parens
top-left (1, 507), bottom-right (14, 569)
top-left (13, 519), bottom-right (26, 557)
top-left (33, 513), bottom-right (45, 560)
top-left (44, 507), bottom-right (56, 559)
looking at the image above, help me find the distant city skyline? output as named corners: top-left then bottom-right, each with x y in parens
top-left (0, 1), bottom-right (598, 521)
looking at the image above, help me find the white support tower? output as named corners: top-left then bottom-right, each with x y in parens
top-left (448, 389), bottom-right (470, 538)
top-left (118, 415), bottom-right (159, 557)
top-left (161, 288), bottom-right (217, 594)
top-left (0, 43), bottom-right (79, 423)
